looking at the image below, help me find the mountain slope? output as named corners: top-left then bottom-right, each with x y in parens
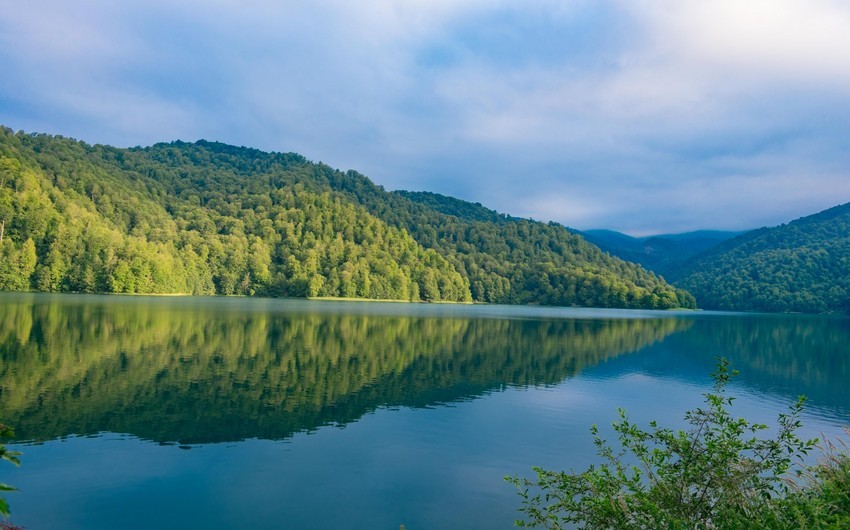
top-left (669, 203), bottom-right (850, 313)
top-left (581, 229), bottom-right (745, 277)
top-left (0, 128), bottom-right (694, 309)
top-left (346, 189), bottom-right (694, 308)
top-left (0, 131), bottom-right (469, 301)
top-left (394, 190), bottom-right (518, 224)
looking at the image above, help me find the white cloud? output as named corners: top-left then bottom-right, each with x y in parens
top-left (428, 0), bottom-right (850, 136)
top-left (636, 0), bottom-right (850, 86)
top-left (1, 0), bottom-right (849, 233)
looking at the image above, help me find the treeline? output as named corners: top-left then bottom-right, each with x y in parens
top-left (670, 203), bottom-right (850, 313)
top-left (0, 128), bottom-right (694, 308)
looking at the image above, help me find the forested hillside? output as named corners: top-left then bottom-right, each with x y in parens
top-left (357, 190), bottom-right (694, 308)
top-left (580, 229), bottom-right (744, 277)
top-left (0, 127), bottom-right (694, 309)
top-left (670, 203), bottom-right (850, 313)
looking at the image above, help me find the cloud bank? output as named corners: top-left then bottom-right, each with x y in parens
top-left (2, 0), bottom-right (850, 234)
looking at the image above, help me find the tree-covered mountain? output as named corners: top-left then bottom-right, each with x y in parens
top-left (373, 190), bottom-right (694, 308)
top-left (0, 127), bottom-right (694, 309)
top-left (669, 203), bottom-right (850, 313)
top-left (580, 229), bottom-right (745, 277)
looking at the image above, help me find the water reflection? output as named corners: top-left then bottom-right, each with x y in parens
top-left (684, 314), bottom-right (850, 412)
top-left (0, 294), bottom-right (686, 444)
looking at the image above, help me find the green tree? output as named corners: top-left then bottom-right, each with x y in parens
top-left (0, 239), bottom-right (36, 291)
top-left (18, 239), bottom-right (36, 287)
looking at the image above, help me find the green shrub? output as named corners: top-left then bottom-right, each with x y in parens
top-left (775, 433), bottom-right (850, 528)
top-left (0, 423), bottom-right (20, 519)
top-left (507, 359), bottom-right (849, 529)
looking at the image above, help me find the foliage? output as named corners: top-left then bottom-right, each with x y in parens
top-left (777, 432), bottom-right (850, 527)
top-left (670, 202), bottom-right (850, 314)
top-left (0, 423), bottom-right (21, 519)
top-left (368, 190), bottom-right (696, 309)
top-left (506, 360), bottom-right (850, 529)
top-left (0, 127), bottom-right (694, 309)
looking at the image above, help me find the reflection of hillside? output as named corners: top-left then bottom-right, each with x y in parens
top-left (0, 295), bottom-right (688, 444)
top-left (681, 315), bottom-right (850, 410)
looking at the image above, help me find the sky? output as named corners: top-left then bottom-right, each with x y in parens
top-left (2, 1), bottom-right (850, 236)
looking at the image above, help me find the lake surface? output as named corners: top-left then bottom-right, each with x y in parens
top-left (1, 293), bottom-right (848, 529)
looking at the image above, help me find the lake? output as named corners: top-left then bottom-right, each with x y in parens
top-left (1, 293), bottom-right (848, 529)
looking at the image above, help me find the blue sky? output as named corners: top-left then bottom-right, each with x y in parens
top-left (3, 0), bottom-right (850, 235)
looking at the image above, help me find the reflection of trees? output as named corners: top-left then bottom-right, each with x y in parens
top-left (670, 315), bottom-right (850, 410)
top-left (0, 295), bottom-right (687, 444)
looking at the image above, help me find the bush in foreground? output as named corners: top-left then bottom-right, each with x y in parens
top-left (507, 359), bottom-right (850, 529)
top-left (0, 423), bottom-right (21, 520)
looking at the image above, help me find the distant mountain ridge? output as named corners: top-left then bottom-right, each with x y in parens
top-left (0, 128), bottom-right (694, 309)
top-left (669, 202), bottom-right (850, 313)
top-left (580, 229), bottom-right (745, 277)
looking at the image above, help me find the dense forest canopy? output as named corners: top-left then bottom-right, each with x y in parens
top-left (670, 203), bottom-right (850, 313)
top-left (0, 127), bottom-right (694, 309)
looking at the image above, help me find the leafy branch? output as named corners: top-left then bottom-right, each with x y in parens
top-left (0, 423), bottom-right (21, 519)
top-left (506, 359), bottom-right (849, 528)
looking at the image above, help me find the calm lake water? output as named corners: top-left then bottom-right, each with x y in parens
top-left (1, 293), bottom-right (848, 529)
